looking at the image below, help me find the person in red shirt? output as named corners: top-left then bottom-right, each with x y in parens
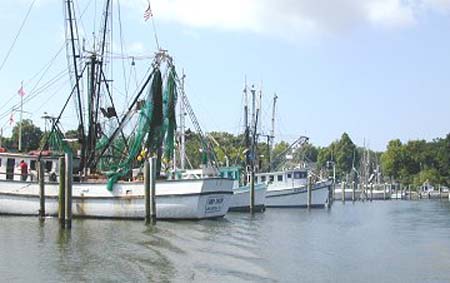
top-left (19, 160), bottom-right (28, 181)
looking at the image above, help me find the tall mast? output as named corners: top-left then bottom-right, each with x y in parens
top-left (65, 0), bottom-right (85, 170)
top-left (251, 85), bottom-right (256, 137)
top-left (269, 93), bottom-right (278, 171)
top-left (243, 81), bottom-right (250, 173)
top-left (179, 71), bottom-right (186, 170)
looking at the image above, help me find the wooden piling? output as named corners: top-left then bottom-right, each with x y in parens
top-left (394, 183), bottom-right (398, 200)
top-left (408, 185), bottom-right (411, 200)
top-left (439, 184), bottom-right (442, 199)
top-left (341, 182), bottom-right (346, 203)
top-left (370, 184), bottom-right (373, 201)
top-left (307, 176), bottom-right (312, 208)
top-left (351, 182), bottom-right (356, 202)
top-left (64, 153), bottom-right (73, 229)
top-left (144, 159), bottom-right (150, 224)
top-left (145, 158), bottom-right (157, 224)
top-left (250, 170), bottom-right (255, 213)
top-left (150, 158), bottom-right (157, 223)
top-left (58, 157), bottom-right (65, 227)
top-left (331, 178), bottom-right (336, 202)
top-left (383, 184), bottom-right (387, 200)
top-left (38, 160), bottom-right (45, 220)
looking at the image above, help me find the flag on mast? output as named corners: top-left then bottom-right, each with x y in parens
top-left (18, 83), bottom-right (25, 97)
top-left (144, 1), bottom-right (153, 21)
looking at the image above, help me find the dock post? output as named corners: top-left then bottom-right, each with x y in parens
top-left (370, 184), bottom-right (373, 201)
top-left (331, 178), bottom-right (336, 202)
top-left (351, 182), bottom-right (356, 202)
top-left (408, 185), bottom-right (411, 200)
top-left (394, 183), bottom-right (398, 200)
top-left (144, 159), bottom-right (150, 224)
top-left (307, 176), bottom-right (312, 208)
top-left (439, 184), bottom-right (442, 199)
top-left (38, 160), bottom-right (45, 220)
top-left (249, 169), bottom-right (255, 213)
top-left (383, 184), bottom-right (387, 200)
top-left (64, 153), bottom-right (73, 229)
top-left (342, 182), bottom-right (346, 203)
top-left (150, 157), bottom-right (157, 223)
top-left (58, 157), bottom-right (65, 227)
top-left (145, 158), bottom-right (157, 224)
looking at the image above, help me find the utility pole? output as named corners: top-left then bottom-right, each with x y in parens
top-left (18, 82), bottom-right (24, 152)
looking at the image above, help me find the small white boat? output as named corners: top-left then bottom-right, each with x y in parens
top-left (0, 153), bottom-right (234, 220)
top-left (256, 168), bottom-right (331, 208)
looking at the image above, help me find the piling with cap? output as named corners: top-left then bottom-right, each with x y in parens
top-left (145, 158), bottom-right (157, 224)
top-left (249, 170), bottom-right (255, 213)
top-left (38, 160), bottom-right (45, 220)
top-left (64, 153), bottom-right (73, 229)
top-left (351, 182), bottom-right (356, 202)
top-left (58, 157), bottom-right (65, 227)
top-left (370, 184), bottom-right (374, 201)
top-left (307, 176), bottom-right (312, 208)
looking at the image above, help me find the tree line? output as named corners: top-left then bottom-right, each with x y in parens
top-left (1, 120), bottom-right (448, 187)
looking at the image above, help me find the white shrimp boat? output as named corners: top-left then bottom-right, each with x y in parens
top-left (256, 168), bottom-right (331, 208)
top-left (0, 153), bottom-right (234, 220)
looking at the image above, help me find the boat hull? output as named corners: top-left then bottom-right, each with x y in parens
top-left (265, 181), bottom-right (331, 208)
top-left (0, 178), bottom-right (233, 220)
top-left (228, 183), bottom-right (267, 212)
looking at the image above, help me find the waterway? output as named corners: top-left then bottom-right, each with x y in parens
top-left (1, 200), bottom-right (449, 282)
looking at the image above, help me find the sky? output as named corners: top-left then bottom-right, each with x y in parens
top-left (0, 0), bottom-right (449, 151)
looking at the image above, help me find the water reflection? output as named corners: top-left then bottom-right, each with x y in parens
top-left (0, 200), bottom-right (449, 282)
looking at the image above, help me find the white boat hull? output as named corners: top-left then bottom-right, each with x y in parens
top-left (229, 183), bottom-right (267, 212)
top-left (265, 181), bottom-right (331, 208)
top-left (0, 178), bottom-right (234, 220)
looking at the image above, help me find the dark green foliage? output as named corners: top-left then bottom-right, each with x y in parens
top-left (10, 119), bottom-right (43, 152)
top-left (381, 134), bottom-right (450, 186)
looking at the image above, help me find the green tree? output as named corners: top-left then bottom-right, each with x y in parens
top-left (11, 119), bottom-right (43, 152)
top-left (335, 133), bottom-right (357, 175)
top-left (381, 139), bottom-right (403, 180)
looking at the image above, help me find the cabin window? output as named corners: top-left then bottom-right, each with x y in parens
top-left (0, 158), bottom-right (2, 167)
top-left (255, 176), bottom-right (258, 183)
top-left (45, 161), bottom-right (52, 172)
top-left (30, 160), bottom-right (36, 171)
top-left (287, 173), bottom-right (292, 178)
top-left (294, 172), bottom-right (302, 179)
top-left (269, 175), bottom-right (274, 182)
top-left (277, 175), bottom-right (283, 182)
top-left (261, 176), bottom-right (266, 182)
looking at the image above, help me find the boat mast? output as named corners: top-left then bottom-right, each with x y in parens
top-left (86, 0), bottom-right (112, 172)
top-left (269, 93), bottom-right (278, 171)
top-left (179, 71), bottom-right (186, 170)
top-left (65, 0), bottom-right (86, 171)
top-left (243, 81), bottom-right (250, 179)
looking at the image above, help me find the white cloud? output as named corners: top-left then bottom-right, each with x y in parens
top-left (123, 0), bottom-right (450, 38)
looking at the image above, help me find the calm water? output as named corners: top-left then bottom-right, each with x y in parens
top-left (1, 200), bottom-right (450, 282)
